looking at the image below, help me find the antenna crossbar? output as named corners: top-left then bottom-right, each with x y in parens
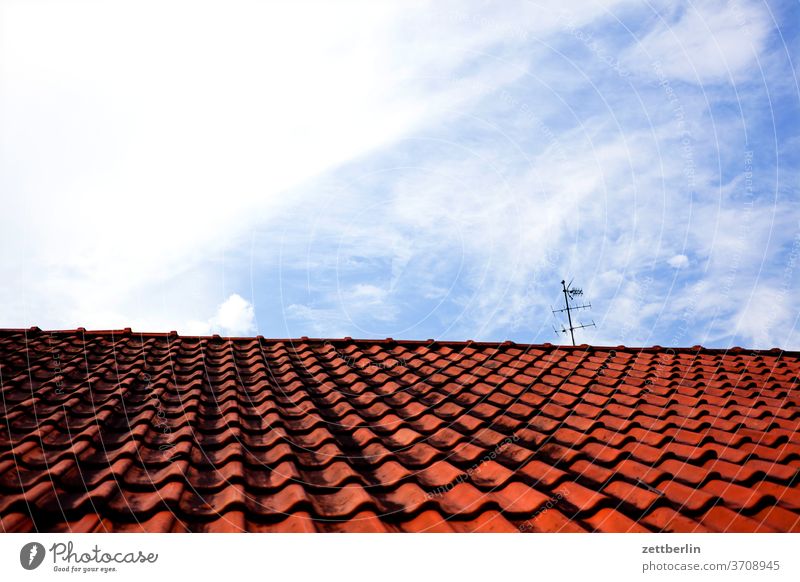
top-left (552, 279), bottom-right (595, 346)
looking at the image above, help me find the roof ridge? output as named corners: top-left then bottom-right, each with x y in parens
top-left (0, 327), bottom-right (793, 356)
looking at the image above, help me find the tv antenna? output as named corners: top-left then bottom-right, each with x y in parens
top-left (551, 279), bottom-right (595, 346)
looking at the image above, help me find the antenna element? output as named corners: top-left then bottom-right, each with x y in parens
top-left (552, 279), bottom-right (596, 346)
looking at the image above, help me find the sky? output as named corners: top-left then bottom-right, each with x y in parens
top-left (1, 0), bottom-right (798, 349)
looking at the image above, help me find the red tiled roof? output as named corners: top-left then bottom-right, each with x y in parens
top-left (1, 328), bottom-right (799, 533)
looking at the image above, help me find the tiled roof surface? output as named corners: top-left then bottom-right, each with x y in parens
top-left (1, 328), bottom-right (799, 533)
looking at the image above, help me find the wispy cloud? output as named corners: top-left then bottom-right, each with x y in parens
top-left (625, 0), bottom-right (771, 82)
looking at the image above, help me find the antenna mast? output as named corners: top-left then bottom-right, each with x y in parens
top-left (551, 279), bottom-right (596, 346)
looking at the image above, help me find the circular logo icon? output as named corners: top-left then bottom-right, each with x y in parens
top-left (20, 542), bottom-right (46, 570)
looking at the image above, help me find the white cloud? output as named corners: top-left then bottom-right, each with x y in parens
top-left (188, 294), bottom-right (256, 336)
top-left (211, 294), bottom-right (256, 336)
top-left (668, 254), bottom-right (690, 268)
top-left (0, 0), bottom-right (530, 330)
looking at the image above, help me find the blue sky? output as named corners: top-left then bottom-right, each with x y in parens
top-left (1, 0), bottom-right (798, 348)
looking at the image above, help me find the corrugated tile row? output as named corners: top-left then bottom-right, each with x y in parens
top-left (1, 328), bottom-right (799, 532)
